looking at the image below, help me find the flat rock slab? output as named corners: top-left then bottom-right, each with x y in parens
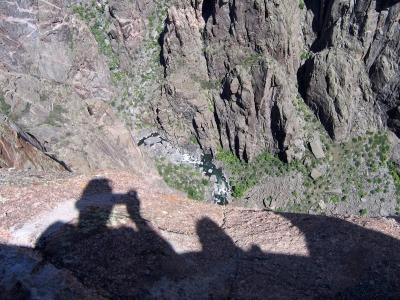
top-left (1, 170), bottom-right (400, 298)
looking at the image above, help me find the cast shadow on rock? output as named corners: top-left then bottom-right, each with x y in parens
top-left (1, 178), bottom-right (400, 298)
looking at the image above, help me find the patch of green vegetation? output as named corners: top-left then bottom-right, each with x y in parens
top-left (217, 120), bottom-right (396, 215)
top-left (72, 5), bottom-right (90, 20)
top-left (207, 95), bottom-right (215, 112)
top-left (329, 195), bottom-right (341, 204)
top-left (200, 79), bottom-right (221, 90)
top-left (117, 0), bottom-right (169, 124)
top-left (111, 71), bottom-right (128, 83)
top-left (0, 94), bottom-right (11, 116)
top-left (359, 208), bottom-right (368, 216)
top-left (388, 161), bottom-right (400, 209)
top-left (190, 74), bottom-right (221, 91)
top-left (216, 148), bottom-right (290, 198)
top-left (216, 148), bottom-right (242, 165)
top-left (142, 0), bottom-right (169, 64)
top-left (72, 3), bottom-right (121, 75)
top-left (293, 94), bottom-right (397, 213)
top-left (294, 96), bottom-right (328, 140)
top-left (240, 53), bottom-right (266, 69)
top-left (147, 0), bottom-right (168, 36)
top-left (189, 135), bottom-right (198, 145)
top-left (299, 0), bottom-right (305, 10)
top-left (156, 160), bottom-right (209, 201)
top-left (300, 50), bottom-right (312, 60)
top-left (46, 104), bottom-right (67, 127)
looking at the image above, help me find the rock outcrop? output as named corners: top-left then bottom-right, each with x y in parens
top-left (0, 117), bottom-right (68, 171)
top-left (300, 0), bottom-right (400, 141)
top-left (1, 1), bottom-right (400, 296)
top-left (158, 0), bottom-right (307, 160)
top-left (158, 0), bottom-right (400, 161)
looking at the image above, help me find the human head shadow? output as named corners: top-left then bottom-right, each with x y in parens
top-left (35, 178), bottom-right (115, 249)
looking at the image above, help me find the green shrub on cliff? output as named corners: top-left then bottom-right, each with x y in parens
top-left (156, 160), bottom-right (209, 201)
top-left (216, 148), bottom-right (288, 198)
top-left (0, 94), bottom-right (11, 116)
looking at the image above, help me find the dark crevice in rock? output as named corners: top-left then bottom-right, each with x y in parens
top-left (213, 105), bottom-right (223, 148)
top-left (387, 107), bottom-right (400, 136)
top-left (305, 0), bottom-right (335, 53)
top-left (220, 77), bottom-right (231, 101)
top-left (234, 134), bottom-right (240, 158)
top-left (242, 145), bottom-right (249, 163)
top-left (228, 0), bottom-right (236, 27)
top-left (158, 22), bottom-right (168, 69)
top-left (202, 0), bottom-right (216, 24)
top-left (252, 64), bottom-right (268, 120)
top-left (191, 118), bottom-right (204, 150)
top-left (225, 122), bottom-right (233, 152)
top-left (270, 102), bottom-right (285, 152)
top-left (376, 0), bottom-right (400, 12)
top-left (296, 61), bottom-right (310, 101)
top-left (45, 154), bottom-right (72, 172)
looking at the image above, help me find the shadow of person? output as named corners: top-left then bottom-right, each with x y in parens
top-left (179, 217), bottom-right (243, 299)
top-left (36, 178), bottom-right (115, 251)
top-left (125, 189), bottom-right (186, 279)
top-left (35, 180), bottom-right (183, 298)
top-left (75, 178), bottom-right (113, 232)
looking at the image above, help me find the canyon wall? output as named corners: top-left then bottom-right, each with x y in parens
top-left (157, 0), bottom-right (400, 161)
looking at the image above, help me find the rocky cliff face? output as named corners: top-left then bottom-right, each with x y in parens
top-left (300, 0), bottom-right (400, 141)
top-left (1, 0), bottom-right (400, 214)
top-left (2, 0), bottom-right (398, 163)
top-left (0, 0), bottom-right (160, 174)
top-left (158, 0), bottom-right (400, 162)
top-left (158, 0), bottom-right (308, 160)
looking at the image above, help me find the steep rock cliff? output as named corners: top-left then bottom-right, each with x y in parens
top-left (158, 0), bottom-right (400, 161)
top-left (300, 0), bottom-right (400, 140)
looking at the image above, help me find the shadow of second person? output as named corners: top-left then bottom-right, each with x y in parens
top-left (35, 178), bottom-right (184, 298)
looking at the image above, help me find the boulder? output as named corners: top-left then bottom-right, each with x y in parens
top-left (310, 135), bottom-right (325, 159)
top-left (311, 167), bottom-right (324, 180)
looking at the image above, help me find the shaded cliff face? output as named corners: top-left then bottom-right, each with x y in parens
top-left (158, 0), bottom-right (400, 161)
top-left (300, 0), bottom-right (400, 141)
top-left (158, 0), bottom-right (307, 160)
